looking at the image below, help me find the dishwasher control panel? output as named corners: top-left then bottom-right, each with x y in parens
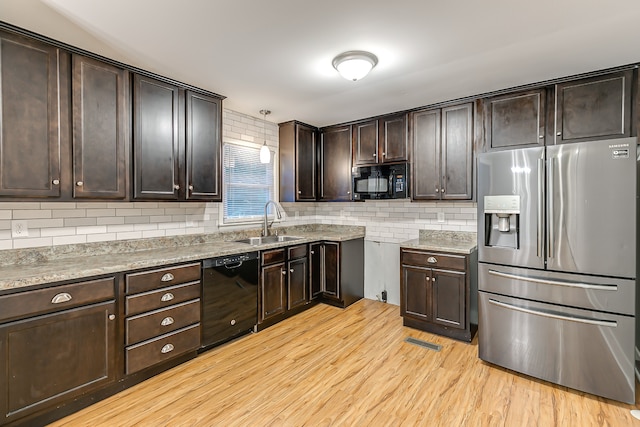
top-left (213, 251), bottom-right (259, 267)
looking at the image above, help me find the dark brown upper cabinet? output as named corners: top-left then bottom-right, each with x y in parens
top-left (319, 125), bottom-right (352, 201)
top-left (72, 55), bottom-right (129, 199)
top-left (485, 88), bottom-right (546, 150)
top-left (483, 69), bottom-right (634, 151)
top-left (352, 113), bottom-right (407, 166)
top-left (133, 75), bottom-right (222, 201)
top-left (0, 30), bottom-right (66, 197)
top-left (133, 75), bottom-right (181, 200)
top-left (279, 121), bottom-right (317, 202)
top-left (554, 69), bottom-right (633, 144)
top-left (411, 103), bottom-right (473, 200)
top-left (185, 91), bottom-right (222, 201)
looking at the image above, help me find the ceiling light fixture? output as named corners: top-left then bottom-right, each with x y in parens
top-left (259, 109), bottom-right (271, 164)
top-left (332, 50), bottom-right (378, 81)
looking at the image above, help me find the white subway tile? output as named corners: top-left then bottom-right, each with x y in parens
top-left (87, 233), bottom-right (117, 243)
top-left (86, 209), bottom-right (116, 217)
top-left (0, 220), bottom-right (10, 230)
top-left (107, 224), bottom-right (135, 233)
top-left (142, 230), bottom-right (166, 238)
top-left (0, 202), bottom-right (40, 210)
top-left (116, 231), bottom-right (143, 240)
top-left (14, 210), bottom-right (52, 219)
top-left (75, 202), bottom-right (109, 209)
top-left (76, 226), bottom-right (108, 235)
top-left (97, 217), bottom-right (125, 225)
top-left (41, 227), bottom-right (76, 237)
top-left (0, 240), bottom-right (13, 250)
top-left (53, 235), bottom-right (87, 245)
top-left (53, 210), bottom-right (86, 218)
top-left (27, 219), bottom-right (65, 229)
top-left (64, 218), bottom-right (97, 227)
top-left (0, 211), bottom-right (11, 220)
top-left (13, 237), bottom-right (53, 249)
top-left (40, 202), bottom-right (76, 209)
top-left (116, 209), bottom-right (142, 216)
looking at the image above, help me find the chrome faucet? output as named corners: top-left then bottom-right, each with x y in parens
top-left (263, 200), bottom-right (282, 236)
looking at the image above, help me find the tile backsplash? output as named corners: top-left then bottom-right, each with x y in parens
top-left (0, 108), bottom-right (477, 250)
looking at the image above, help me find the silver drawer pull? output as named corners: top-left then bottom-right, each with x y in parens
top-left (161, 292), bottom-right (175, 302)
top-left (51, 292), bottom-right (72, 304)
top-left (161, 344), bottom-right (174, 354)
top-left (161, 317), bottom-right (174, 326)
top-left (161, 273), bottom-right (174, 282)
top-left (427, 256), bottom-right (437, 264)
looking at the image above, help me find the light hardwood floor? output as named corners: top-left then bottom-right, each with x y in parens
top-left (51, 299), bottom-right (640, 426)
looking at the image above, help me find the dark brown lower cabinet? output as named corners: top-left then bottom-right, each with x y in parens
top-left (310, 239), bottom-right (364, 308)
top-left (400, 248), bottom-right (477, 342)
top-left (259, 245), bottom-right (310, 329)
top-left (0, 282), bottom-right (117, 425)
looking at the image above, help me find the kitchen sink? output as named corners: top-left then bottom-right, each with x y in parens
top-left (234, 235), bottom-right (303, 246)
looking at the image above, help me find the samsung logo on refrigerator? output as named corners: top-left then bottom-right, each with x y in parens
top-left (609, 143), bottom-right (630, 159)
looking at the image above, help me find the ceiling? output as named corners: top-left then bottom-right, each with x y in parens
top-left (2, 0), bottom-right (640, 127)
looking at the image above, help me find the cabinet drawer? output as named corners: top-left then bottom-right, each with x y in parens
top-left (126, 281), bottom-right (201, 316)
top-left (288, 244), bottom-right (307, 260)
top-left (0, 277), bottom-right (115, 323)
top-left (126, 263), bottom-right (201, 294)
top-left (401, 250), bottom-right (466, 271)
top-left (262, 249), bottom-right (285, 265)
top-left (125, 324), bottom-right (200, 375)
top-left (126, 299), bottom-right (200, 345)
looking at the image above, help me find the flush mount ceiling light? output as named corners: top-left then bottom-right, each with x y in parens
top-left (259, 109), bottom-right (271, 164)
top-left (332, 50), bottom-right (378, 81)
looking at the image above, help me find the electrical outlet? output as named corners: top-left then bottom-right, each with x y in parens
top-left (437, 212), bottom-right (445, 223)
top-left (11, 220), bottom-right (29, 238)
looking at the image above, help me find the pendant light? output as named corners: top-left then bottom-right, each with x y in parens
top-left (259, 109), bottom-right (271, 164)
top-left (332, 51), bottom-right (378, 81)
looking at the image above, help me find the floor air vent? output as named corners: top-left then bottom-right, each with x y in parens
top-left (404, 337), bottom-right (442, 352)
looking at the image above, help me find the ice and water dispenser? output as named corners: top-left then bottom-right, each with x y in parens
top-left (483, 195), bottom-right (520, 249)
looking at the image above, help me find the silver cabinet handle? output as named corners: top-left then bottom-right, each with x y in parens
top-left (310, 250), bottom-right (315, 254)
top-left (173, 184), bottom-right (180, 190)
top-left (347, 191), bottom-right (351, 195)
top-left (298, 190), bottom-right (302, 194)
top-left (539, 135), bottom-right (544, 139)
top-left (161, 316), bottom-right (174, 326)
top-left (487, 269), bottom-right (617, 291)
top-left (441, 188), bottom-right (445, 193)
top-left (488, 298), bottom-right (617, 328)
top-left (281, 270), bottom-right (286, 275)
top-left (435, 188), bottom-right (439, 193)
top-left (161, 344), bottom-right (174, 354)
top-left (108, 314), bottom-right (115, 320)
top-left (161, 273), bottom-right (174, 282)
top-left (382, 152), bottom-right (386, 156)
top-left (556, 131), bottom-right (562, 136)
top-left (427, 256), bottom-right (437, 263)
top-left (52, 179), bottom-right (60, 185)
top-left (51, 292), bottom-right (72, 304)
top-left (290, 268), bottom-right (294, 273)
top-left (161, 292), bottom-right (175, 302)
top-left (188, 185), bottom-right (194, 191)
top-left (76, 181), bottom-right (83, 186)
top-left (372, 153), bottom-right (377, 157)
top-left (432, 277), bottom-right (436, 282)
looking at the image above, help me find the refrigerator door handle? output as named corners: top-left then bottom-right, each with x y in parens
top-left (488, 269), bottom-right (618, 291)
top-left (537, 158), bottom-right (544, 258)
top-left (547, 157), bottom-right (555, 259)
top-left (488, 298), bottom-right (618, 328)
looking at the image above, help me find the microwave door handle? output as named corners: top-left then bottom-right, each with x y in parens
top-left (388, 175), bottom-right (393, 196)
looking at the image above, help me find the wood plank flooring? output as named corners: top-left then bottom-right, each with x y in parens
top-left (50, 299), bottom-right (640, 426)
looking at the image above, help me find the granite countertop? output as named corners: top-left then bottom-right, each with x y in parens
top-left (400, 230), bottom-right (477, 254)
top-left (0, 224), bottom-right (365, 292)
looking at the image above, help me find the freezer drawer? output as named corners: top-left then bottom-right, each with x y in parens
top-left (478, 291), bottom-right (635, 403)
top-left (479, 263), bottom-right (635, 315)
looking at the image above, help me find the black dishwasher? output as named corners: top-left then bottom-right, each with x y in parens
top-left (200, 251), bottom-right (259, 351)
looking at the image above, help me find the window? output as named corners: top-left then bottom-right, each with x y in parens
top-left (222, 141), bottom-right (277, 225)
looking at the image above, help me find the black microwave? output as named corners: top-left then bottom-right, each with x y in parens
top-left (352, 163), bottom-right (409, 200)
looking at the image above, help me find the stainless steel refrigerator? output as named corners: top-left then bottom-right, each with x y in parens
top-left (477, 137), bottom-right (637, 404)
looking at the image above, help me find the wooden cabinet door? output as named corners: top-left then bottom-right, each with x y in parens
top-left (485, 89), bottom-right (546, 150)
top-left (555, 70), bottom-right (633, 144)
top-left (319, 125), bottom-right (352, 201)
top-left (431, 269), bottom-right (465, 329)
top-left (260, 263), bottom-right (286, 322)
top-left (401, 265), bottom-right (430, 322)
top-left (441, 103), bottom-right (473, 200)
top-left (352, 120), bottom-right (378, 166)
top-left (296, 123), bottom-right (316, 201)
top-left (72, 55), bottom-right (128, 199)
top-left (0, 301), bottom-right (117, 423)
top-left (133, 74), bottom-right (181, 200)
top-left (411, 109), bottom-right (440, 200)
top-left (185, 91), bottom-right (221, 201)
top-left (323, 242), bottom-right (340, 301)
top-left (380, 113), bottom-right (407, 163)
top-left (287, 257), bottom-right (308, 309)
top-left (0, 31), bottom-right (63, 197)
top-left (309, 243), bottom-right (323, 300)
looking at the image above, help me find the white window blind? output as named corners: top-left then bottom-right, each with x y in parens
top-left (222, 142), bottom-right (276, 224)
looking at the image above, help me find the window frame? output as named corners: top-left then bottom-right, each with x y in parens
top-left (219, 138), bottom-right (279, 227)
